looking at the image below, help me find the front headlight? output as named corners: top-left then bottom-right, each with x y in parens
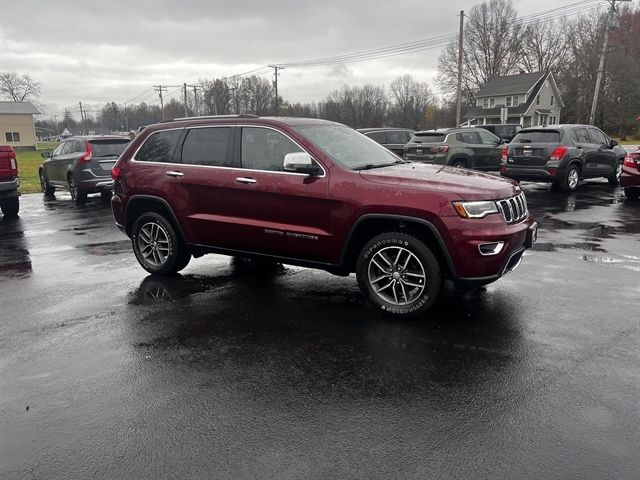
top-left (452, 200), bottom-right (499, 219)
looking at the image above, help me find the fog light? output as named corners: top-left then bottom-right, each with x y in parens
top-left (478, 242), bottom-right (504, 256)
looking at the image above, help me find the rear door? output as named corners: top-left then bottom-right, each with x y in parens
top-left (457, 131), bottom-right (488, 169)
top-left (161, 125), bottom-right (236, 248)
top-left (228, 126), bottom-right (332, 262)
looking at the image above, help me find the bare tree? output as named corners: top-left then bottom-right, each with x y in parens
top-left (437, 0), bottom-right (523, 98)
top-left (388, 75), bottom-right (434, 129)
top-left (0, 71), bottom-right (41, 102)
top-left (517, 19), bottom-right (571, 75)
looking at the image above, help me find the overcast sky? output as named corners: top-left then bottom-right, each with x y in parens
top-left (0, 0), bottom-right (605, 118)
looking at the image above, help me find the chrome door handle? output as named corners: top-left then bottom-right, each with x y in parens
top-left (166, 171), bottom-right (184, 177)
top-left (235, 177), bottom-right (257, 184)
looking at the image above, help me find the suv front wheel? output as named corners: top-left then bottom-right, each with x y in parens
top-left (356, 232), bottom-right (441, 318)
top-left (132, 212), bottom-right (190, 275)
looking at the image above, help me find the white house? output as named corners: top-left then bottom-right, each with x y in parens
top-left (0, 101), bottom-right (40, 149)
top-left (464, 71), bottom-right (564, 128)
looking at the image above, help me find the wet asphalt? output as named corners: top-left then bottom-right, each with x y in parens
top-left (0, 180), bottom-right (638, 479)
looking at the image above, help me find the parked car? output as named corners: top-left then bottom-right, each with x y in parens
top-left (620, 146), bottom-right (640, 200)
top-left (357, 128), bottom-right (414, 156)
top-left (0, 145), bottom-right (19, 217)
top-left (500, 125), bottom-right (627, 192)
top-left (39, 136), bottom-right (131, 205)
top-left (475, 124), bottom-right (522, 142)
top-left (111, 115), bottom-right (536, 318)
top-left (404, 127), bottom-right (503, 171)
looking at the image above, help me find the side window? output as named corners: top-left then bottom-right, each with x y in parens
top-left (52, 142), bottom-right (67, 156)
top-left (572, 128), bottom-right (591, 144)
top-left (388, 131), bottom-right (408, 144)
top-left (70, 141), bottom-right (84, 154)
top-left (588, 128), bottom-right (607, 146)
top-left (181, 127), bottom-right (230, 167)
top-left (458, 132), bottom-right (480, 144)
top-left (478, 130), bottom-right (499, 145)
top-left (366, 131), bottom-right (387, 144)
top-left (241, 127), bottom-right (303, 172)
top-left (136, 130), bottom-right (182, 163)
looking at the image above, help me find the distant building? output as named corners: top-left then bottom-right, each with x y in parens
top-left (0, 101), bottom-right (40, 149)
top-left (464, 71), bottom-right (564, 128)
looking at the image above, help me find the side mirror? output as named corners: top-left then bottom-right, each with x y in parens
top-left (41, 151), bottom-right (50, 158)
top-left (610, 139), bottom-right (619, 147)
top-left (283, 152), bottom-right (322, 176)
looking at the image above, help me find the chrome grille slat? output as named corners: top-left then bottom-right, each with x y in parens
top-left (498, 192), bottom-right (528, 224)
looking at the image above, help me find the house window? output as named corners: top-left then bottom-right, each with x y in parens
top-left (483, 98), bottom-right (489, 108)
top-left (549, 116), bottom-right (557, 125)
top-left (489, 98), bottom-right (495, 108)
top-left (513, 96), bottom-right (519, 106)
top-left (5, 132), bottom-right (20, 142)
top-left (551, 95), bottom-right (554, 106)
top-left (506, 97), bottom-right (512, 107)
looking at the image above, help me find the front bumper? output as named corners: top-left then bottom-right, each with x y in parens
top-left (620, 165), bottom-right (640, 188)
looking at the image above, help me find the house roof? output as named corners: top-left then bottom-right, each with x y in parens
top-left (476, 71), bottom-right (547, 97)
top-left (0, 101), bottom-right (40, 115)
top-left (464, 72), bottom-right (549, 120)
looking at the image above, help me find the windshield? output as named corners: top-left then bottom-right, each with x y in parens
top-left (294, 124), bottom-right (400, 170)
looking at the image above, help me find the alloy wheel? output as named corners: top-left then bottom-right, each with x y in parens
top-left (137, 221), bottom-right (171, 267)
top-left (568, 169), bottom-right (579, 190)
top-left (367, 246), bottom-right (426, 306)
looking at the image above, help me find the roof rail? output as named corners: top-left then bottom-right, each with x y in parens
top-left (159, 114), bottom-right (259, 123)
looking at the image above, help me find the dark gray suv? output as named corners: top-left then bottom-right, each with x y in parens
top-left (39, 136), bottom-right (130, 205)
top-left (404, 127), bottom-right (503, 171)
top-left (500, 125), bottom-right (627, 192)
top-left (358, 128), bottom-right (414, 156)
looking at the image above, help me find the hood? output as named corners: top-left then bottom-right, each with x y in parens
top-left (360, 163), bottom-right (519, 201)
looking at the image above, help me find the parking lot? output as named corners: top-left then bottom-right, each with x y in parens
top-left (1, 181), bottom-right (638, 479)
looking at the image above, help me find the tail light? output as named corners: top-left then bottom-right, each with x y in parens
top-left (501, 147), bottom-right (508, 162)
top-left (8, 149), bottom-right (18, 176)
top-left (549, 146), bottom-right (568, 161)
top-left (111, 166), bottom-right (122, 180)
top-left (429, 145), bottom-right (449, 153)
top-left (79, 142), bottom-right (93, 163)
top-left (623, 155), bottom-right (638, 168)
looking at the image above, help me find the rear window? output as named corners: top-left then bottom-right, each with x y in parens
top-left (89, 139), bottom-right (130, 157)
top-left (412, 133), bottom-right (446, 143)
top-left (135, 130), bottom-right (182, 163)
top-left (512, 130), bottom-right (561, 143)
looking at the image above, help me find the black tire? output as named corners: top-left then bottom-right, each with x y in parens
top-left (559, 164), bottom-right (580, 192)
top-left (0, 196), bottom-right (19, 218)
top-left (68, 174), bottom-right (87, 205)
top-left (608, 160), bottom-right (623, 186)
top-left (450, 158), bottom-right (468, 168)
top-left (356, 232), bottom-right (441, 318)
top-left (131, 212), bottom-right (186, 275)
top-left (100, 190), bottom-right (112, 203)
top-left (39, 169), bottom-right (55, 195)
top-left (624, 188), bottom-right (640, 200)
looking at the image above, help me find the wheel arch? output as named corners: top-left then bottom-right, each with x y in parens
top-left (125, 195), bottom-right (186, 241)
top-left (448, 155), bottom-right (470, 168)
top-left (340, 214), bottom-right (456, 279)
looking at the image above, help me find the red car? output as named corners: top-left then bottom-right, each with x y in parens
top-left (621, 147), bottom-right (640, 200)
top-left (0, 145), bottom-right (19, 217)
top-left (111, 116), bottom-right (536, 318)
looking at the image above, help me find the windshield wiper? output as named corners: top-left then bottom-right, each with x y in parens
top-left (352, 162), bottom-right (398, 171)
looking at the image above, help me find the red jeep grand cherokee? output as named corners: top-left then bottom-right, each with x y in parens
top-left (111, 116), bottom-right (536, 318)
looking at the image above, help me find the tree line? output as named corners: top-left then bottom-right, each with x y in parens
top-left (3, 0), bottom-right (638, 138)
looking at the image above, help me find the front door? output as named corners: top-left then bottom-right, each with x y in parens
top-left (588, 128), bottom-right (617, 176)
top-left (228, 126), bottom-right (332, 262)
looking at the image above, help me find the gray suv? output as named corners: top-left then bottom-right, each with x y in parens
top-left (39, 136), bottom-right (130, 205)
top-left (358, 128), bottom-right (414, 156)
top-left (404, 127), bottom-right (503, 171)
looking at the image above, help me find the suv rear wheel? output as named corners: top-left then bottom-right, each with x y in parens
top-left (356, 232), bottom-right (441, 318)
top-left (450, 158), bottom-right (468, 168)
top-left (132, 212), bottom-right (190, 275)
top-left (558, 164), bottom-right (580, 192)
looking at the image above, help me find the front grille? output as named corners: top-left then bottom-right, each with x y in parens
top-left (497, 192), bottom-right (528, 224)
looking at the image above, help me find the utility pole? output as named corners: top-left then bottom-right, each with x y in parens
top-left (589, 0), bottom-right (630, 125)
top-left (79, 101), bottom-right (87, 135)
top-left (53, 115), bottom-right (58, 135)
top-left (191, 85), bottom-right (200, 116)
top-left (154, 85), bottom-right (167, 120)
top-left (455, 10), bottom-right (465, 128)
top-left (183, 83), bottom-right (189, 117)
top-left (269, 64), bottom-right (285, 116)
